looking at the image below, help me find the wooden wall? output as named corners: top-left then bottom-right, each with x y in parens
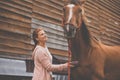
top-left (84, 0), bottom-right (120, 45)
top-left (31, 19), bottom-right (68, 56)
top-left (0, 0), bottom-right (120, 59)
top-left (32, 0), bottom-right (63, 25)
top-left (0, 0), bottom-right (33, 59)
top-left (31, 0), bottom-right (68, 56)
top-left (0, 0), bottom-right (68, 59)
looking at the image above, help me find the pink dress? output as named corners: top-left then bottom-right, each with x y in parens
top-left (32, 45), bottom-right (68, 80)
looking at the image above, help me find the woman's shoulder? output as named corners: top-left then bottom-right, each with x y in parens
top-left (32, 45), bottom-right (47, 59)
top-left (34, 45), bottom-right (46, 52)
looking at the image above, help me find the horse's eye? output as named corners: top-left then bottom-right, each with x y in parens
top-left (78, 7), bottom-right (82, 12)
top-left (79, 8), bottom-right (82, 12)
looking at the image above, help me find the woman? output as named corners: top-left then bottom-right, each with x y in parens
top-left (32, 28), bottom-right (77, 80)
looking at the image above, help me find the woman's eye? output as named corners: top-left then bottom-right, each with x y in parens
top-left (41, 34), bottom-right (43, 35)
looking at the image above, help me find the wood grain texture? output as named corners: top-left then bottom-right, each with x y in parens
top-left (0, 0), bottom-right (119, 59)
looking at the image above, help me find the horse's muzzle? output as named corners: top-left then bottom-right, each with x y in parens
top-left (63, 24), bottom-right (77, 39)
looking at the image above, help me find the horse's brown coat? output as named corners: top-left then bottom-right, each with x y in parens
top-left (62, 1), bottom-right (120, 80)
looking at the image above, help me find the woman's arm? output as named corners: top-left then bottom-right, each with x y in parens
top-left (36, 48), bottom-right (68, 72)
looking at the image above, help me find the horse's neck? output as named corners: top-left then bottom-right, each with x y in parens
top-left (77, 33), bottom-right (89, 53)
top-left (71, 31), bottom-right (91, 61)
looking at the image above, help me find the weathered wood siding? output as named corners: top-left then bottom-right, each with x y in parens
top-left (32, 0), bottom-right (63, 25)
top-left (31, 0), bottom-right (68, 56)
top-left (0, 0), bottom-right (120, 59)
top-left (0, 0), bottom-right (68, 59)
top-left (31, 19), bottom-right (68, 56)
top-left (0, 0), bottom-right (33, 59)
top-left (84, 0), bottom-right (120, 45)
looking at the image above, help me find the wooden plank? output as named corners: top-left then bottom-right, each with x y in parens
top-left (0, 37), bottom-right (33, 51)
top-left (34, 0), bottom-right (62, 14)
top-left (0, 0), bottom-right (32, 13)
top-left (0, 44), bottom-right (31, 55)
top-left (101, 20), bottom-right (120, 33)
top-left (10, 0), bottom-right (32, 10)
top-left (35, 0), bottom-right (62, 11)
top-left (0, 21), bottom-right (30, 36)
top-left (96, 1), bottom-right (120, 19)
top-left (50, 0), bottom-right (63, 7)
top-left (33, 5), bottom-right (61, 21)
top-left (0, 8), bottom-right (31, 23)
top-left (0, 30), bottom-right (31, 44)
top-left (49, 48), bottom-right (68, 56)
top-left (86, 14), bottom-right (99, 22)
top-left (32, 13), bottom-right (61, 25)
top-left (0, 51), bottom-right (30, 60)
top-left (0, 16), bottom-right (30, 28)
top-left (33, 1), bottom-right (62, 16)
top-left (84, 0), bottom-right (120, 45)
top-left (101, 37), bottom-right (120, 45)
top-left (111, 0), bottom-right (120, 7)
top-left (32, 0), bottom-right (63, 25)
top-left (0, 2), bottom-right (32, 18)
top-left (24, 0), bottom-right (33, 3)
top-left (49, 0), bottom-right (63, 8)
top-left (99, 12), bottom-right (120, 29)
top-left (100, 0), bottom-right (120, 16)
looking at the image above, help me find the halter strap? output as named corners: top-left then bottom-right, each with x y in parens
top-left (68, 39), bottom-right (72, 80)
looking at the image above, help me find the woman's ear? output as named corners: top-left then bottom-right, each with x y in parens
top-left (35, 38), bottom-right (39, 41)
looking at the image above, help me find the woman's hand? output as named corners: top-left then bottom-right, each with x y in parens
top-left (68, 61), bottom-right (79, 67)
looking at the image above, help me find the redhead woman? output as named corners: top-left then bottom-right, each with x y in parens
top-left (32, 28), bottom-right (77, 80)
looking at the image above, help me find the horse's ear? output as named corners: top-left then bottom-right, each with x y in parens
top-left (78, 0), bottom-right (86, 5)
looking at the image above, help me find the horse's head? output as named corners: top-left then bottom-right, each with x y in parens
top-left (62, 2), bottom-right (83, 38)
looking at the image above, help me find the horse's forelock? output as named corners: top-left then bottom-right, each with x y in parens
top-left (67, 4), bottom-right (75, 7)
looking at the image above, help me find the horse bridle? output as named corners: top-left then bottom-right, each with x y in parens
top-left (63, 23), bottom-right (81, 39)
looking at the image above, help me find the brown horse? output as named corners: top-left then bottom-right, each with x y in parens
top-left (62, 1), bottom-right (120, 80)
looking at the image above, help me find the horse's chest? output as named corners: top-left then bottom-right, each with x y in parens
top-left (72, 65), bottom-right (92, 77)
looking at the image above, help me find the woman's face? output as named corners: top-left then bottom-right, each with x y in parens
top-left (37, 30), bottom-right (48, 43)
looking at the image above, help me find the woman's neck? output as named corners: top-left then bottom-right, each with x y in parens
top-left (38, 42), bottom-right (46, 48)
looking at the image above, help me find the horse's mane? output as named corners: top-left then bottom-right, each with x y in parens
top-left (79, 21), bottom-right (92, 46)
top-left (78, 20), bottom-right (101, 48)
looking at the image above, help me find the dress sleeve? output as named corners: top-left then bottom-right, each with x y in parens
top-left (35, 48), bottom-right (68, 72)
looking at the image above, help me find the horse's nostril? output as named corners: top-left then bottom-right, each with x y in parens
top-left (63, 24), bottom-right (77, 38)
